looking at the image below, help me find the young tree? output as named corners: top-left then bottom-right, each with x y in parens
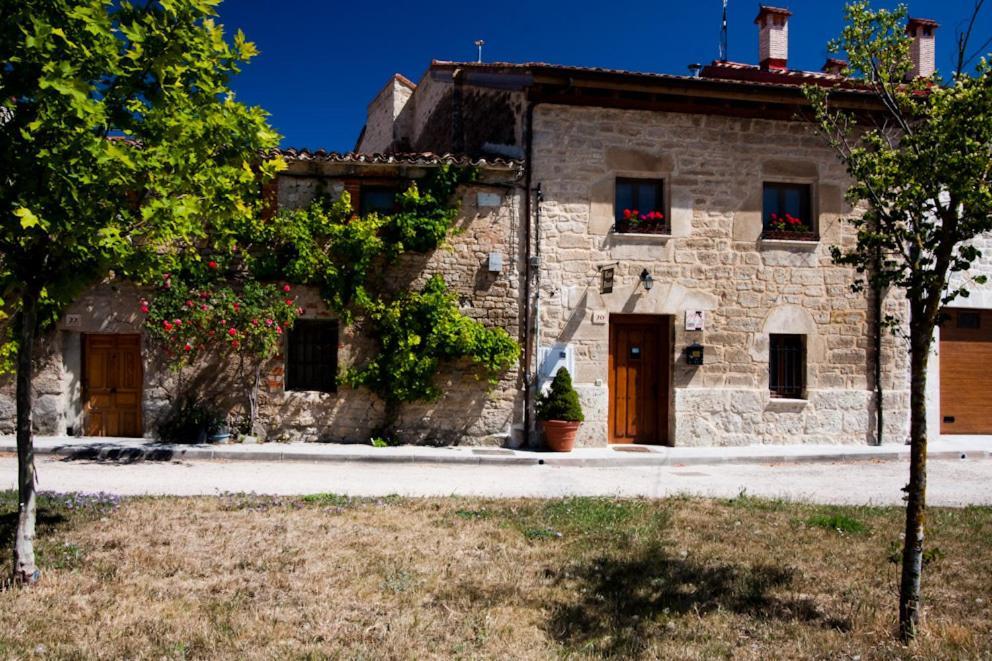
top-left (0, 0), bottom-right (281, 583)
top-left (807, 2), bottom-right (992, 640)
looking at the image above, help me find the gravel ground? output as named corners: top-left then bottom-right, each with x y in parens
top-left (2, 453), bottom-right (990, 505)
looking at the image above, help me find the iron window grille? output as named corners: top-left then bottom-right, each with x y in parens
top-left (769, 333), bottom-right (806, 398)
top-left (286, 320), bottom-right (339, 393)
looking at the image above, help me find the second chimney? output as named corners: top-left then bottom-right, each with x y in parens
top-left (755, 5), bottom-right (791, 72)
top-left (906, 17), bottom-right (938, 79)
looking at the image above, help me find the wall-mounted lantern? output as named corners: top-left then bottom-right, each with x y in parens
top-left (640, 269), bottom-right (654, 291)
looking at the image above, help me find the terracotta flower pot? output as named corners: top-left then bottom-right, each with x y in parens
top-left (543, 420), bottom-right (581, 452)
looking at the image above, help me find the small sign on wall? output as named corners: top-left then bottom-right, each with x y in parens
top-left (685, 310), bottom-right (705, 331)
top-left (65, 314), bottom-right (81, 328)
top-left (477, 192), bottom-right (502, 208)
top-left (591, 310), bottom-right (608, 325)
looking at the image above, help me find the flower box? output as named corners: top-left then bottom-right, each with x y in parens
top-left (761, 230), bottom-right (819, 242)
top-left (617, 209), bottom-right (668, 235)
top-left (762, 213), bottom-right (816, 241)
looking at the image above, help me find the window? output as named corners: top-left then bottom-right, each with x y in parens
top-left (286, 320), bottom-right (339, 393)
top-left (614, 178), bottom-right (667, 234)
top-left (359, 186), bottom-right (399, 216)
top-left (957, 311), bottom-right (981, 329)
top-left (769, 334), bottom-right (806, 398)
top-left (762, 182), bottom-right (814, 237)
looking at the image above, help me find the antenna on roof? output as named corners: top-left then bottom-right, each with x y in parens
top-left (474, 39), bottom-right (486, 63)
top-left (720, 0), bottom-right (729, 61)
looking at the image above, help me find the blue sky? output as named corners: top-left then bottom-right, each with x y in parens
top-left (217, 1), bottom-right (991, 151)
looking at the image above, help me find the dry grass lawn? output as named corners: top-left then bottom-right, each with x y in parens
top-left (0, 490), bottom-right (990, 659)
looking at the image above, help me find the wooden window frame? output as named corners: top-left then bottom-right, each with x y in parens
top-left (285, 320), bottom-right (339, 393)
top-left (761, 181), bottom-right (816, 240)
top-left (769, 333), bottom-right (806, 399)
top-left (613, 177), bottom-right (669, 235)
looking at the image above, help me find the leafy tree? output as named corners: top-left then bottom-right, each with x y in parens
top-left (0, 0), bottom-right (281, 583)
top-left (806, 2), bottom-right (992, 640)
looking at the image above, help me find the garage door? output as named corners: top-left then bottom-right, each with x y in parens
top-left (940, 308), bottom-right (992, 435)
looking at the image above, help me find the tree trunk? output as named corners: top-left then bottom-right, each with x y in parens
top-left (899, 308), bottom-right (931, 641)
top-left (248, 362), bottom-right (261, 435)
top-left (13, 292), bottom-right (40, 584)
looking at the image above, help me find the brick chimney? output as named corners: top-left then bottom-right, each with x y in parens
top-left (906, 17), bottom-right (938, 79)
top-left (755, 5), bottom-right (791, 72)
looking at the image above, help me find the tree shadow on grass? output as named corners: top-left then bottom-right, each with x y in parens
top-left (545, 543), bottom-right (850, 657)
top-left (0, 506), bottom-right (67, 557)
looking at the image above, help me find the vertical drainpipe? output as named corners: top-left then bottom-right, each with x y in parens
top-left (522, 100), bottom-right (539, 448)
top-left (872, 244), bottom-right (884, 445)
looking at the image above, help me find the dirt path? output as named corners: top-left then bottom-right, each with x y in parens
top-left (2, 453), bottom-right (990, 505)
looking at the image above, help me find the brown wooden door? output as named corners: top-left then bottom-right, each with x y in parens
top-left (609, 315), bottom-right (671, 445)
top-left (83, 334), bottom-right (143, 437)
top-left (940, 309), bottom-right (992, 435)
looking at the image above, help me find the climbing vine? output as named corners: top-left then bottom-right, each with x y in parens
top-left (142, 260), bottom-right (300, 434)
top-left (250, 165), bottom-right (520, 425)
top-left (142, 164), bottom-right (519, 438)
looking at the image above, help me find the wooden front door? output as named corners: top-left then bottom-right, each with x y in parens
top-left (83, 334), bottom-right (143, 437)
top-left (609, 315), bottom-right (671, 445)
top-left (940, 308), bottom-right (992, 435)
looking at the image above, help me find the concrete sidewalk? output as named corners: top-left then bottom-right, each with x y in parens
top-left (0, 434), bottom-right (988, 467)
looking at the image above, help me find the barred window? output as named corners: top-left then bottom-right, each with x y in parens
top-left (769, 334), bottom-right (806, 398)
top-left (286, 320), bottom-right (339, 393)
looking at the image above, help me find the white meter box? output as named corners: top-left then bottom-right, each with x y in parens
top-left (537, 343), bottom-right (576, 390)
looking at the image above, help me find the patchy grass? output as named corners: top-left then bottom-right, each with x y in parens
top-left (0, 492), bottom-right (990, 658)
top-left (806, 512), bottom-right (870, 535)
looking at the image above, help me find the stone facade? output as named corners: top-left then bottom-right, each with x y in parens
top-left (529, 104), bottom-right (912, 446)
top-left (0, 159), bottom-right (527, 445)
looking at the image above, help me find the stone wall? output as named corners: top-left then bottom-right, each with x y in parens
top-left (0, 166), bottom-right (526, 446)
top-left (530, 104), bottom-right (912, 446)
top-left (268, 165), bottom-right (526, 444)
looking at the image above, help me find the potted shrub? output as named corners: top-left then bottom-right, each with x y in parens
top-left (536, 368), bottom-right (584, 452)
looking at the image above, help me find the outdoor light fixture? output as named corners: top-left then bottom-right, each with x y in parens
top-left (640, 269), bottom-right (654, 291)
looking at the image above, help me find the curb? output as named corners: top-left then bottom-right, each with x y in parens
top-left (1, 441), bottom-right (987, 468)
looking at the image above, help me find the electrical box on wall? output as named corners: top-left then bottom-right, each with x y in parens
top-left (488, 251), bottom-right (503, 273)
top-left (537, 343), bottom-right (576, 390)
top-left (685, 343), bottom-right (704, 366)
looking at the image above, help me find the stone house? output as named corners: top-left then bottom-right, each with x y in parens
top-left (3, 5), bottom-right (989, 448)
top-left (0, 153), bottom-right (527, 445)
top-left (353, 5), bottom-right (988, 447)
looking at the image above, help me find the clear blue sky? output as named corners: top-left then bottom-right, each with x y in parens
top-left (217, 1), bottom-right (991, 151)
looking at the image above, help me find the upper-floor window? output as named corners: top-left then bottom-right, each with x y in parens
top-left (762, 182), bottom-right (815, 239)
top-left (286, 320), bottom-right (339, 393)
top-left (769, 333), bottom-right (806, 399)
top-left (614, 178), bottom-right (668, 234)
top-left (359, 186), bottom-right (399, 216)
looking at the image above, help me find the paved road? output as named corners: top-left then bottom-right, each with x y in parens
top-left (1, 453), bottom-right (990, 505)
